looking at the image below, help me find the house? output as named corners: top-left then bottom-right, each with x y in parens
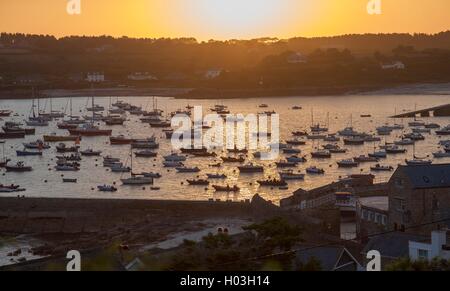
top-left (362, 232), bottom-right (427, 270)
top-left (409, 230), bottom-right (450, 262)
top-left (204, 69), bottom-right (222, 80)
top-left (381, 61), bottom-right (405, 70)
top-left (356, 196), bottom-right (389, 239)
top-left (86, 72), bottom-right (105, 83)
top-left (127, 72), bottom-right (158, 81)
top-left (388, 164), bottom-right (450, 234)
top-left (295, 244), bottom-right (362, 271)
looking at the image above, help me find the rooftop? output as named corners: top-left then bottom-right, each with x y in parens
top-left (397, 164), bottom-right (450, 189)
top-left (359, 196), bottom-right (388, 212)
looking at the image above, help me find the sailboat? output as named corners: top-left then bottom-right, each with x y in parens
top-left (405, 143), bottom-right (432, 166)
top-left (25, 90), bottom-right (49, 126)
top-left (121, 149), bottom-right (153, 185)
top-left (68, 95), bottom-right (112, 136)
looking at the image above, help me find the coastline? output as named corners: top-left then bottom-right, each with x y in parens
top-left (1, 82), bottom-right (450, 100)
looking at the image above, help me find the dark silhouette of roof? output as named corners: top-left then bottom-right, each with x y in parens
top-left (396, 164), bottom-right (450, 189)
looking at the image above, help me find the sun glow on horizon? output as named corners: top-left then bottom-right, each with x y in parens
top-left (0, 0), bottom-right (449, 40)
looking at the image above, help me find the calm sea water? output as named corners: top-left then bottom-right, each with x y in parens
top-left (1, 94), bottom-right (450, 204)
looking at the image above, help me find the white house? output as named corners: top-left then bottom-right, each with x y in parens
top-left (204, 69), bottom-right (222, 80)
top-left (127, 72), bottom-right (158, 81)
top-left (409, 230), bottom-right (450, 261)
top-left (86, 72), bottom-right (105, 83)
top-left (381, 61), bottom-right (406, 70)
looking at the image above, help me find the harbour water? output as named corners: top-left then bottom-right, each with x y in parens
top-left (1, 94), bottom-right (450, 204)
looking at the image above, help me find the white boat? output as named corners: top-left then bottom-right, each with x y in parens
top-left (279, 170), bottom-right (305, 180)
top-left (121, 176), bottom-right (153, 185)
top-left (369, 151), bottom-right (387, 158)
top-left (286, 156), bottom-right (307, 163)
top-left (394, 138), bottom-right (415, 146)
top-left (405, 159), bottom-right (433, 166)
top-left (337, 159), bottom-right (359, 168)
top-left (432, 151), bottom-right (450, 158)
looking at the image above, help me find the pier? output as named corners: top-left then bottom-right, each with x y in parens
top-left (391, 103), bottom-right (450, 118)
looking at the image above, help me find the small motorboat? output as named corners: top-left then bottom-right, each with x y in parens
top-left (257, 179), bottom-right (288, 187)
top-left (187, 179), bottom-right (210, 186)
top-left (369, 151), bottom-right (387, 159)
top-left (206, 173), bottom-right (227, 179)
top-left (16, 149), bottom-right (43, 156)
top-left (394, 138), bottom-right (415, 146)
top-left (386, 145), bottom-right (407, 154)
top-left (353, 155), bottom-right (379, 163)
top-left (337, 159), bottom-right (359, 168)
top-left (286, 156), bottom-right (307, 163)
top-left (286, 139), bottom-right (306, 146)
top-left (23, 140), bottom-right (51, 150)
top-left (292, 106), bottom-right (302, 110)
top-left (311, 150), bottom-right (331, 159)
top-left (433, 151), bottom-right (450, 158)
top-left (213, 185), bottom-right (240, 192)
top-left (111, 164), bottom-right (131, 173)
top-left (55, 165), bottom-right (80, 171)
top-left (163, 161), bottom-right (184, 168)
top-left (121, 176), bottom-right (153, 185)
top-left (221, 156), bottom-right (245, 163)
top-left (238, 164), bottom-right (264, 173)
top-left (370, 164), bottom-right (394, 172)
top-left (63, 178), bottom-right (78, 183)
top-left (164, 153), bottom-right (187, 162)
top-left (228, 147), bottom-right (248, 154)
top-left (176, 167), bottom-right (201, 173)
top-left (56, 143), bottom-right (79, 153)
top-left (57, 153), bottom-right (82, 161)
top-left (405, 159), bottom-right (433, 166)
top-left (283, 147), bottom-right (301, 154)
top-left (292, 131), bottom-right (308, 137)
top-left (80, 149), bottom-right (102, 156)
top-left (306, 166), bottom-right (325, 175)
top-left (110, 135), bottom-right (134, 145)
top-left (343, 137), bottom-right (365, 145)
top-left (98, 185), bottom-right (118, 192)
top-left (279, 170), bottom-right (305, 180)
top-left (141, 172), bottom-right (162, 178)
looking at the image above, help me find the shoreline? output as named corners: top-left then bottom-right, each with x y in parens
top-left (1, 82), bottom-right (450, 100)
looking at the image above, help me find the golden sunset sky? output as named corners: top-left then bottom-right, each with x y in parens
top-left (1, 0), bottom-right (450, 40)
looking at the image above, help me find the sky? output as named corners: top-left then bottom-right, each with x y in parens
top-left (0, 0), bottom-right (450, 40)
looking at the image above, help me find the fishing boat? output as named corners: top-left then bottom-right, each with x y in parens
top-left (56, 143), bottom-right (79, 153)
top-left (324, 135), bottom-right (340, 142)
top-left (104, 116), bottom-right (126, 125)
top-left (337, 159), bottom-right (359, 168)
top-left (86, 104), bottom-right (105, 112)
top-left (43, 134), bottom-right (81, 142)
top-left (0, 186), bottom-right (26, 193)
top-left (57, 153), bottom-right (82, 161)
top-left (425, 123), bottom-right (440, 129)
top-left (257, 179), bottom-right (288, 187)
top-left (279, 170), bottom-right (305, 180)
top-left (370, 164), bottom-right (394, 172)
top-left (363, 135), bottom-right (381, 142)
top-left (16, 149), bottom-right (43, 156)
top-left (311, 150), bottom-right (331, 159)
top-left (404, 132), bottom-right (425, 141)
top-left (306, 166), bottom-right (325, 175)
top-left (238, 164), bottom-right (264, 173)
top-left (110, 135), bottom-right (134, 145)
top-left (23, 140), bottom-right (50, 150)
top-left (187, 179), bottom-right (210, 186)
top-left (176, 167), bottom-right (201, 173)
top-left (376, 126), bottom-right (393, 136)
top-left (353, 155), bottom-right (379, 163)
top-left (98, 185), bottom-right (118, 192)
top-left (135, 150), bottom-right (157, 158)
top-left (6, 161), bottom-right (32, 172)
top-left (292, 106), bottom-right (302, 110)
top-left (328, 146), bottom-right (347, 154)
top-left (131, 137), bottom-right (159, 149)
top-left (68, 123), bottom-right (112, 136)
top-left (412, 128), bottom-right (431, 134)
top-left (213, 185), bottom-right (240, 192)
top-left (206, 173), bottom-right (227, 179)
top-left (80, 149), bottom-right (102, 156)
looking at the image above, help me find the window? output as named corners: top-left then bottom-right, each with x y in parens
top-left (369, 211), bottom-right (375, 222)
top-left (382, 215), bottom-right (387, 226)
top-left (375, 214), bottom-right (381, 224)
top-left (418, 249), bottom-right (429, 261)
top-left (394, 198), bottom-right (406, 212)
top-left (362, 209), bottom-right (368, 220)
